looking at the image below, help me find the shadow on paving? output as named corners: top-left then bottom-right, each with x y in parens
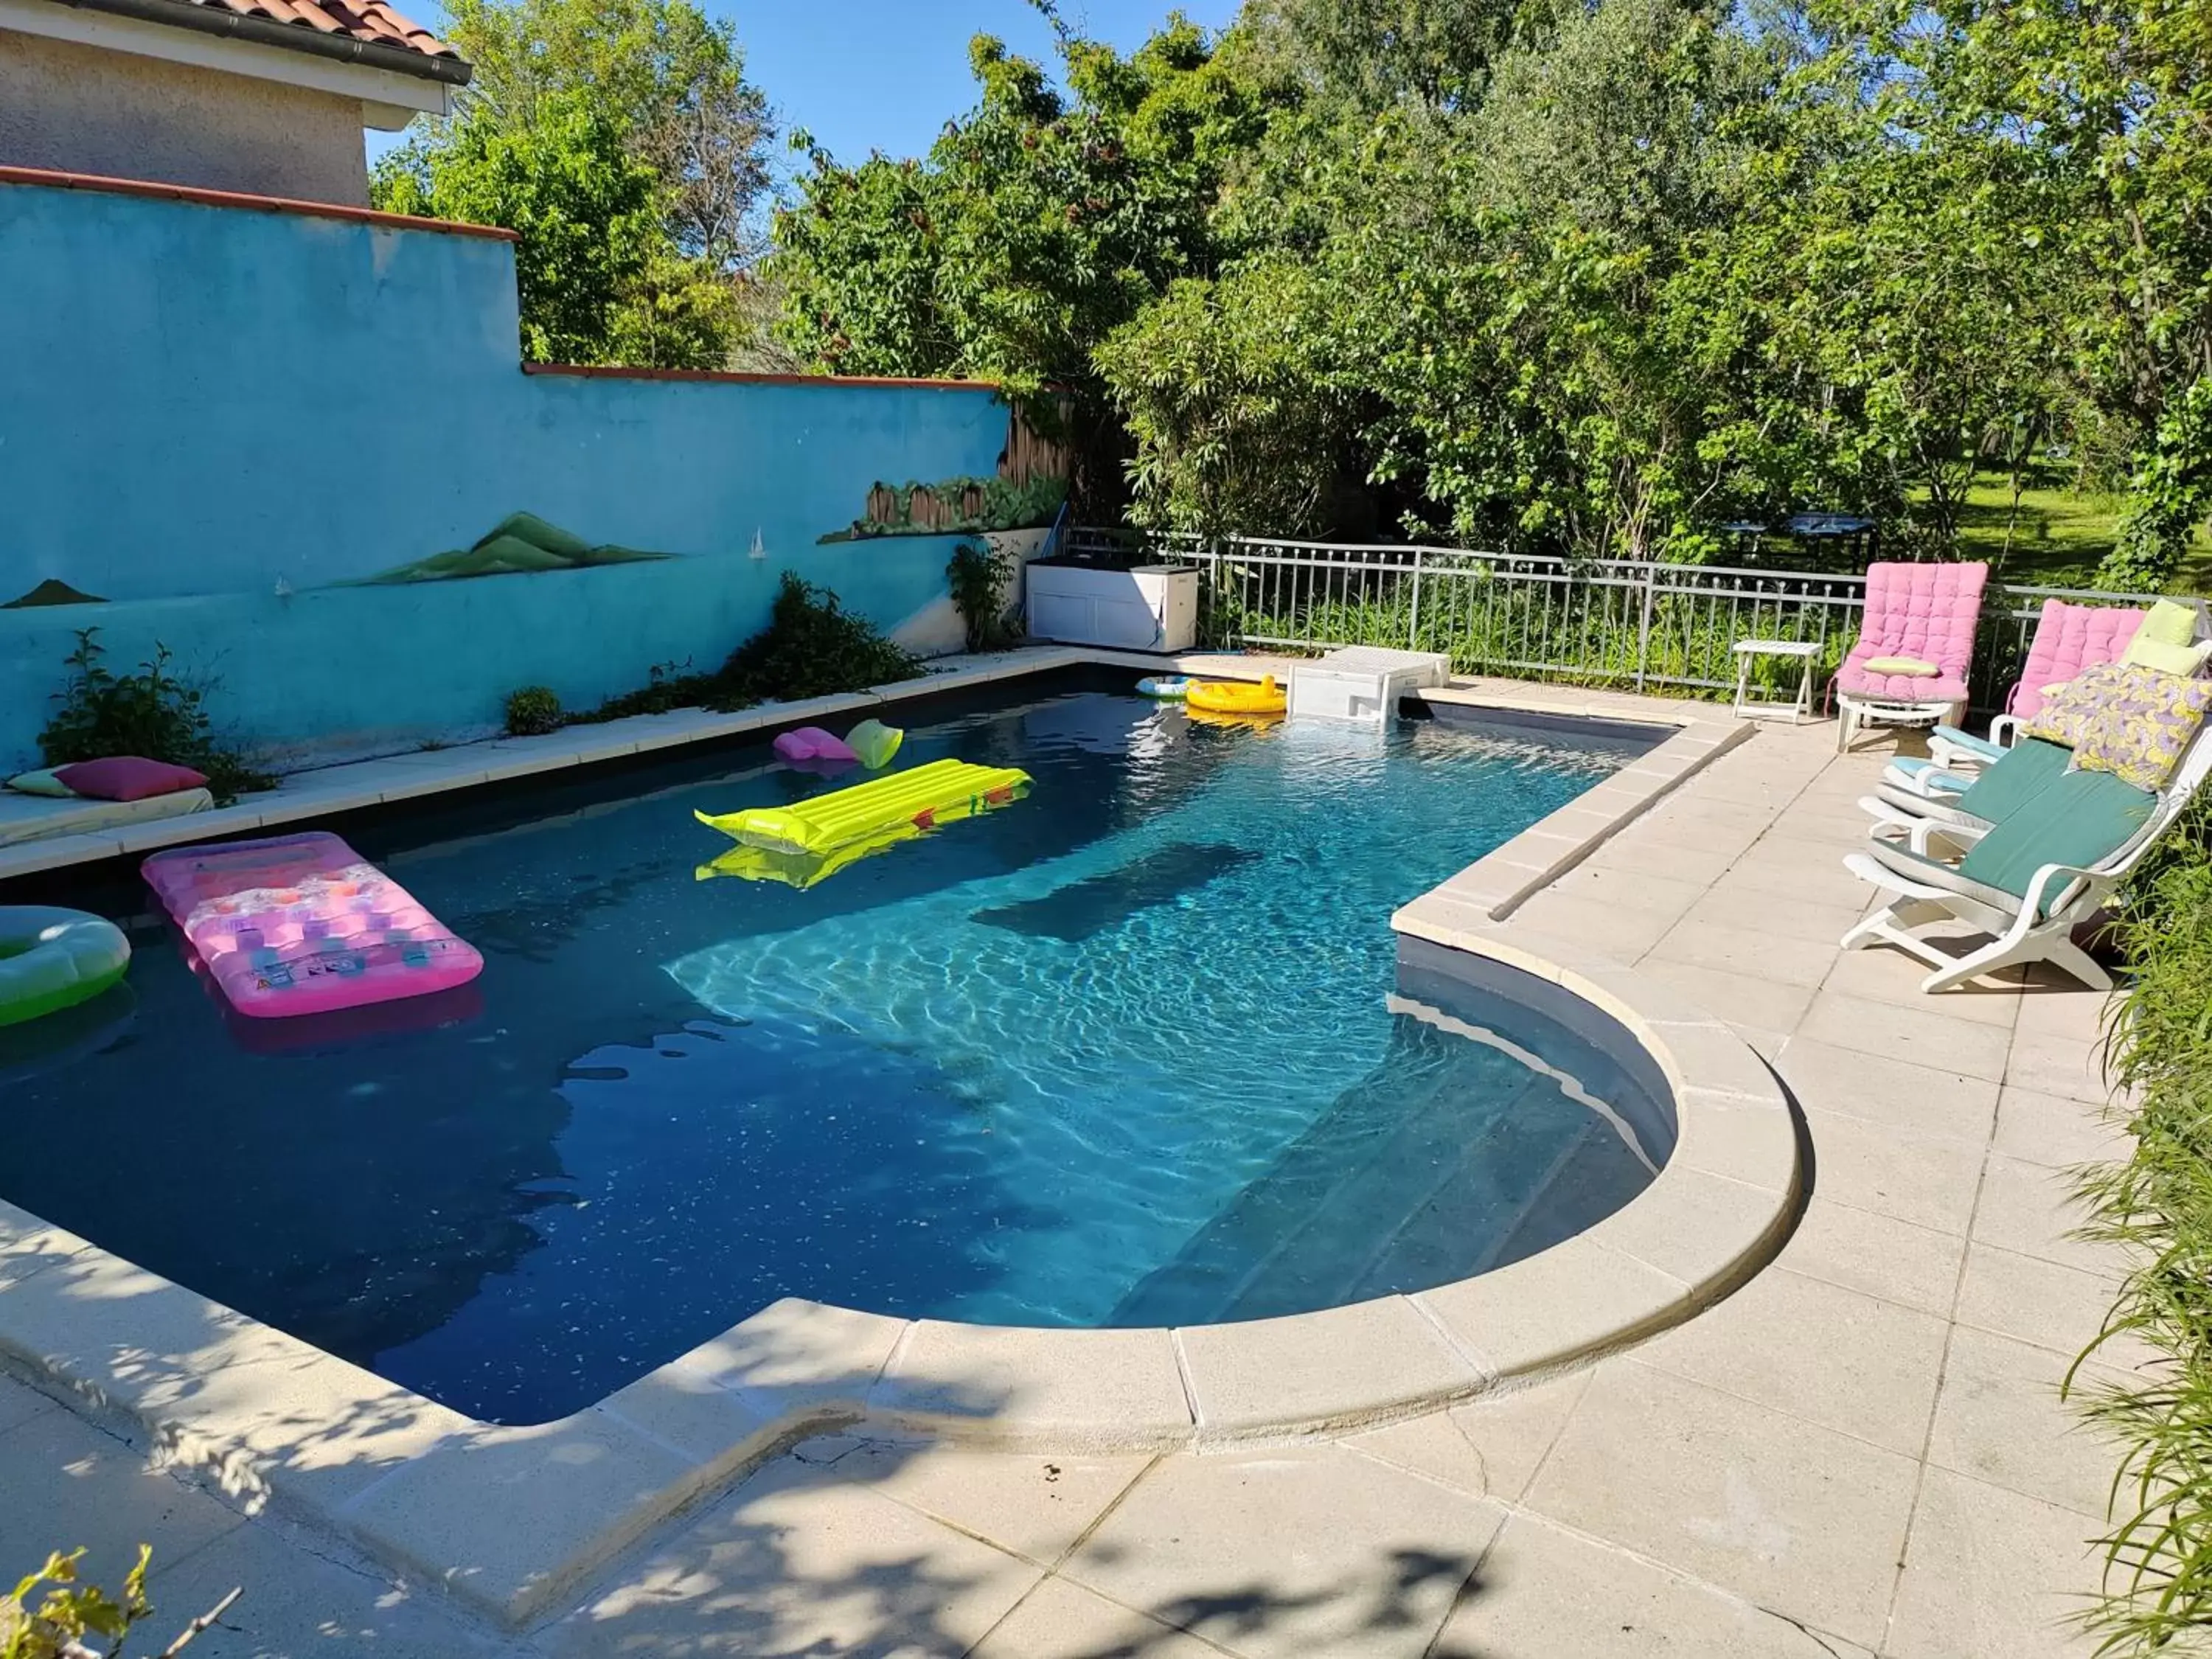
top-left (550, 1425), bottom-right (1500, 1659)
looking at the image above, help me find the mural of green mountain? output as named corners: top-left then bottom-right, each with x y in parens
top-left (362, 512), bottom-right (672, 583)
top-left (819, 473), bottom-right (1068, 543)
top-left (2, 578), bottom-right (106, 608)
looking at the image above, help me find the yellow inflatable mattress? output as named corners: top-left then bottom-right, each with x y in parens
top-left (695, 759), bottom-right (1031, 858)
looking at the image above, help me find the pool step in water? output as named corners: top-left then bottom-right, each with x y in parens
top-left (1110, 1017), bottom-right (1649, 1326)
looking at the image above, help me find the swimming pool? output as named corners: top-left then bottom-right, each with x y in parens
top-left (0, 672), bottom-right (1674, 1423)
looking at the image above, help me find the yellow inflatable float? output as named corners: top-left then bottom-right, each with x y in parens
top-left (1184, 675), bottom-right (1286, 717)
top-left (695, 757), bottom-right (1031, 863)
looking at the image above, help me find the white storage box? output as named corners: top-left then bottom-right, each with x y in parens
top-left (1287, 647), bottom-right (1452, 724)
top-left (1026, 561), bottom-right (1200, 653)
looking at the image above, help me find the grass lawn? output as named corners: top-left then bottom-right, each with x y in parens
top-left (1951, 467), bottom-right (2212, 594)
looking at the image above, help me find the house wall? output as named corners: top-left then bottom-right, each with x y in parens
top-left (0, 29), bottom-right (371, 206)
top-left (0, 175), bottom-right (1046, 772)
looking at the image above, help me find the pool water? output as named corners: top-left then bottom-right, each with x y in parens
top-left (0, 677), bottom-right (1672, 1423)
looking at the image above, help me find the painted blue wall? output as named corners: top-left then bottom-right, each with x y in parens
top-left (0, 179), bottom-right (1015, 770)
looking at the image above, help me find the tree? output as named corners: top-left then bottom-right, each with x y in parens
top-left (1096, 257), bottom-right (1351, 535)
top-left (373, 0), bottom-right (776, 367)
top-left (375, 92), bottom-right (660, 364)
top-left (1812, 0), bottom-right (2212, 584)
top-left (770, 15), bottom-right (1265, 500)
top-left (767, 0), bottom-right (2211, 572)
top-left (438, 0), bottom-right (775, 269)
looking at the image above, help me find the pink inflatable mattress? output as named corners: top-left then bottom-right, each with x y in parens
top-left (142, 832), bottom-right (482, 1018)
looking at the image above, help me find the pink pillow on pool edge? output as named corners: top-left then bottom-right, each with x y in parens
top-left (773, 726), bottom-right (858, 765)
top-left (53, 757), bottom-right (209, 801)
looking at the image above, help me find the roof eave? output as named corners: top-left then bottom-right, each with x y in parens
top-left (48, 0), bottom-right (470, 86)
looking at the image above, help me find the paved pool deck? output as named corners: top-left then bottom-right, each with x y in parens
top-left (0, 678), bottom-right (2135, 1658)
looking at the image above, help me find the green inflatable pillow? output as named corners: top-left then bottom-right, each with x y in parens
top-left (1865, 656), bottom-right (1940, 676)
top-left (4, 768), bottom-right (75, 798)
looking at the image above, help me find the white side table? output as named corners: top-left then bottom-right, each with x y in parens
top-left (1732, 639), bottom-right (1820, 723)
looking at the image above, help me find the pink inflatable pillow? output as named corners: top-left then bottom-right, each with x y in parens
top-left (773, 726), bottom-right (858, 765)
top-left (55, 757), bottom-right (209, 801)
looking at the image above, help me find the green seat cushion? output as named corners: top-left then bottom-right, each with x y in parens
top-left (1958, 766), bottom-right (2157, 915)
top-left (1865, 837), bottom-right (2025, 914)
top-left (1955, 737), bottom-right (2073, 824)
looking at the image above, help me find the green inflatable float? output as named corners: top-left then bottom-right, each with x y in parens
top-left (0, 908), bottom-right (131, 1027)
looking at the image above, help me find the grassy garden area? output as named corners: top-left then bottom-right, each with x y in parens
top-left (1952, 471), bottom-right (2212, 594)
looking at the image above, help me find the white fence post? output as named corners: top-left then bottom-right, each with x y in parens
top-left (1408, 549), bottom-right (1425, 650)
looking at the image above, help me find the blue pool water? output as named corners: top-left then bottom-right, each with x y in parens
top-left (0, 675), bottom-right (1673, 1422)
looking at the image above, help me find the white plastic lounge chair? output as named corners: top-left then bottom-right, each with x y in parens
top-left (1832, 561), bottom-right (1989, 753)
top-left (1841, 728), bottom-right (2212, 992)
top-left (1859, 735), bottom-right (2073, 844)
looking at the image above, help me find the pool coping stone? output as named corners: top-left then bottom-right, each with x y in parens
top-left (0, 647), bottom-right (1800, 1630)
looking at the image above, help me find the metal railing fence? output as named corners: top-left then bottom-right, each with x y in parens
top-left (1064, 527), bottom-right (2161, 715)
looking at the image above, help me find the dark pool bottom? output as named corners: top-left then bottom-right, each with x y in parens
top-left (0, 673), bottom-right (1670, 1422)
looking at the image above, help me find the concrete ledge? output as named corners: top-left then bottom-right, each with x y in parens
top-left (0, 649), bottom-right (1090, 885)
top-left (868, 1323), bottom-right (1193, 1452)
top-left (1175, 1296), bottom-right (1491, 1446)
top-left (1391, 709), bottom-right (1753, 930)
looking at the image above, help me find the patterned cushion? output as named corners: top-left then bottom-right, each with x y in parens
top-left (2070, 664), bottom-right (2212, 791)
top-left (2021, 662), bottom-right (2125, 749)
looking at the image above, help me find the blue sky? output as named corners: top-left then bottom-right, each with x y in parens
top-left (372, 1), bottom-right (1241, 168)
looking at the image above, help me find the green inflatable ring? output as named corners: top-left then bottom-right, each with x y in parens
top-left (0, 907), bottom-right (131, 1027)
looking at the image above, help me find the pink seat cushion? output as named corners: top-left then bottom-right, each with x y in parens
top-left (2007, 599), bottom-right (2147, 721)
top-left (1834, 561), bottom-right (1989, 703)
top-left (53, 756), bottom-right (209, 801)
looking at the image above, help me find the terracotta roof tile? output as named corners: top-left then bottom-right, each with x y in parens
top-left (97, 0), bottom-right (462, 63)
top-left (247, 0), bottom-right (454, 56)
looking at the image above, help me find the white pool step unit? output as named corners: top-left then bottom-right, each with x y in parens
top-left (1287, 647), bottom-right (1452, 725)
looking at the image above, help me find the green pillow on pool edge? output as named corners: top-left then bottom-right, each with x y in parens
top-left (4, 768), bottom-right (76, 798)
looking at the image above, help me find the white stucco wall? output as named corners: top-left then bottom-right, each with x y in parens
top-left (0, 29), bottom-right (370, 205)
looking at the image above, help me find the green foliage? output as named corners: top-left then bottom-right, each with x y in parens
top-left (769, 13), bottom-right (1267, 489)
top-left (947, 541), bottom-right (1020, 652)
top-left (785, 0), bottom-right (2209, 563)
top-left (2098, 380), bottom-right (2212, 593)
top-left (720, 572), bottom-right (920, 700)
top-left (3, 1547), bottom-right (150, 1659)
top-left (38, 630), bottom-right (274, 806)
top-left (372, 0), bottom-right (776, 367)
top-left (844, 474), bottom-right (1069, 538)
top-left (1096, 258), bottom-right (1349, 536)
top-left (438, 0), bottom-right (773, 264)
top-left (574, 577), bottom-right (919, 720)
top-left (375, 91), bottom-right (662, 364)
top-left (504, 685), bottom-right (563, 735)
top-left (2072, 794), bottom-right (2212, 1654)
top-left (571, 658), bottom-right (731, 722)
